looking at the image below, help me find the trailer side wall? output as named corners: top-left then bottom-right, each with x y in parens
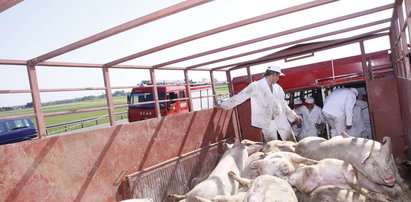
top-left (0, 108), bottom-right (236, 201)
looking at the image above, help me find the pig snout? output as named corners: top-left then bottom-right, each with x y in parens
top-left (383, 175), bottom-right (396, 186)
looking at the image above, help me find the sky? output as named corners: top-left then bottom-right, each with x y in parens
top-left (0, 0), bottom-right (393, 107)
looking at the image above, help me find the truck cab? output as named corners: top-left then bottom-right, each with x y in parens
top-left (127, 85), bottom-right (189, 122)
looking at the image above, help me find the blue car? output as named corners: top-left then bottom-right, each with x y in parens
top-left (0, 117), bottom-right (37, 145)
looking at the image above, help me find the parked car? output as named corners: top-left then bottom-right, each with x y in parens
top-left (0, 117), bottom-right (37, 145)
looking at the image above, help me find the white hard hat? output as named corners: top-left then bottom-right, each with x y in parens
top-left (294, 99), bottom-right (302, 105)
top-left (267, 65), bottom-right (285, 76)
top-left (305, 97), bottom-right (314, 104)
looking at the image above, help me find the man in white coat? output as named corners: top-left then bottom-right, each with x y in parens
top-left (292, 99), bottom-right (303, 137)
top-left (347, 100), bottom-right (367, 138)
top-left (296, 97), bottom-right (325, 141)
top-left (322, 87), bottom-right (358, 137)
top-left (219, 65), bottom-right (302, 142)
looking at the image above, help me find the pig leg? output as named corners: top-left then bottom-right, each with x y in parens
top-left (343, 171), bottom-right (391, 202)
top-left (228, 171), bottom-right (252, 189)
top-left (168, 194), bottom-right (187, 201)
top-left (287, 154), bottom-right (318, 168)
top-left (394, 171), bottom-right (411, 199)
top-left (241, 139), bottom-right (263, 146)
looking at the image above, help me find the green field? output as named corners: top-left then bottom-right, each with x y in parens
top-left (0, 85), bottom-right (229, 135)
top-left (0, 96), bottom-right (129, 135)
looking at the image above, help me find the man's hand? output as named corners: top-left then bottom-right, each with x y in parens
top-left (295, 117), bottom-right (302, 127)
top-left (346, 125), bottom-right (352, 130)
top-left (215, 104), bottom-right (223, 109)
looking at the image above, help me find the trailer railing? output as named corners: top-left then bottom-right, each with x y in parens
top-left (45, 111), bottom-right (128, 135)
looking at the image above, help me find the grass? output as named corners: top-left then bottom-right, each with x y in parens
top-left (0, 85), bottom-right (229, 135)
top-left (0, 96), bottom-right (129, 135)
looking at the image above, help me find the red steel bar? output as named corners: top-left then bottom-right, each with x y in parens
top-left (0, 114), bottom-right (35, 121)
top-left (102, 67), bottom-right (116, 126)
top-left (389, 32), bottom-right (399, 75)
top-left (0, 89), bottom-right (31, 94)
top-left (44, 106), bottom-right (109, 117)
top-left (392, 12), bottom-right (405, 77)
top-left (398, 3), bottom-right (411, 78)
top-left (228, 32), bottom-right (388, 72)
top-left (150, 69), bottom-right (161, 118)
top-left (105, 0), bottom-right (338, 67)
top-left (155, 4), bottom-right (394, 69)
top-left (246, 66), bottom-right (252, 83)
top-left (30, 0), bottom-right (212, 65)
top-left (26, 65), bottom-right (46, 137)
top-left (209, 70), bottom-right (217, 106)
top-left (184, 70), bottom-right (193, 111)
top-left (208, 20), bottom-right (391, 71)
top-left (0, 59), bottom-right (26, 65)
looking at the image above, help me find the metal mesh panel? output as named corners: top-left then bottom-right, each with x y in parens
top-left (126, 143), bottom-right (224, 202)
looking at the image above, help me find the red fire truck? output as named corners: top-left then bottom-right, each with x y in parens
top-left (127, 85), bottom-right (213, 122)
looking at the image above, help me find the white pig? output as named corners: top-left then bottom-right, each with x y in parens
top-left (228, 172), bottom-right (298, 202)
top-left (168, 142), bottom-right (262, 202)
top-left (250, 152), bottom-right (318, 177)
top-left (296, 185), bottom-right (371, 202)
top-left (251, 156), bottom-right (391, 202)
top-left (295, 136), bottom-right (410, 200)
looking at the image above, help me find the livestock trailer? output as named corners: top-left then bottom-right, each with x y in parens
top-left (0, 1), bottom-right (410, 201)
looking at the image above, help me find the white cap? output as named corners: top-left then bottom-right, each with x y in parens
top-left (267, 65), bottom-right (285, 76)
top-left (294, 99), bottom-right (302, 105)
top-left (305, 97), bottom-right (314, 104)
top-left (350, 88), bottom-right (358, 96)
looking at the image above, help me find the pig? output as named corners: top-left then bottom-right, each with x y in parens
top-left (241, 139), bottom-right (296, 153)
top-left (296, 185), bottom-right (370, 202)
top-left (250, 152), bottom-right (318, 177)
top-left (251, 156), bottom-right (391, 202)
top-left (228, 171), bottom-right (298, 202)
top-left (242, 151), bottom-right (265, 179)
top-left (121, 199), bottom-right (153, 202)
top-left (168, 142), bottom-right (262, 202)
top-left (295, 136), bottom-right (410, 200)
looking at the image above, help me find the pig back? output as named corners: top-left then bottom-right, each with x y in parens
top-left (295, 136), bottom-right (398, 187)
top-left (295, 137), bottom-right (380, 165)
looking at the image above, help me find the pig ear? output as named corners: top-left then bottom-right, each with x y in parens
top-left (250, 160), bottom-right (263, 169)
top-left (361, 152), bottom-right (372, 165)
top-left (224, 143), bottom-right (233, 150)
top-left (280, 164), bottom-right (291, 175)
top-left (340, 132), bottom-right (351, 138)
top-left (381, 136), bottom-right (392, 154)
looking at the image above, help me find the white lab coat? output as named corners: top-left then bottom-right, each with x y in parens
top-left (355, 99), bottom-right (371, 139)
top-left (292, 106), bottom-right (303, 136)
top-left (221, 77), bottom-right (299, 141)
top-left (347, 105), bottom-right (366, 138)
top-left (297, 105), bottom-right (325, 140)
top-left (322, 88), bottom-right (357, 126)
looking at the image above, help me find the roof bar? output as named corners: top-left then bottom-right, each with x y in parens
top-left (154, 4), bottom-right (394, 69)
top-left (104, 0), bottom-right (338, 67)
top-left (229, 33), bottom-right (388, 71)
top-left (29, 0), bottom-right (212, 65)
top-left (195, 19), bottom-right (391, 70)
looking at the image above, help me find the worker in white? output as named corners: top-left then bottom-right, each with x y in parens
top-left (292, 99), bottom-right (303, 137)
top-left (347, 100), bottom-right (367, 138)
top-left (296, 97), bottom-right (325, 141)
top-left (322, 87), bottom-right (358, 137)
top-left (219, 65), bottom-right (302, 142)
